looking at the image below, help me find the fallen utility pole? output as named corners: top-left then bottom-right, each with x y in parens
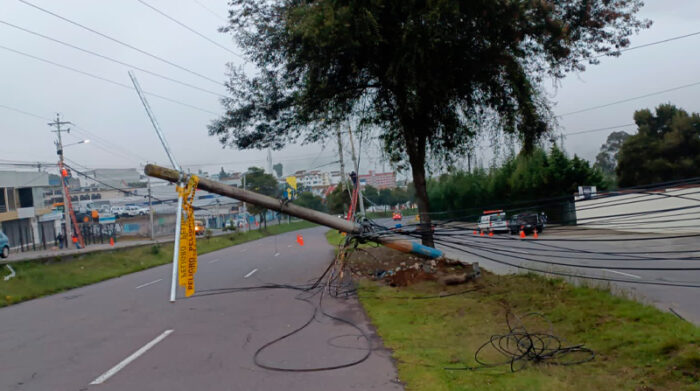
top-left (145, 164), bottom-right (443, 259)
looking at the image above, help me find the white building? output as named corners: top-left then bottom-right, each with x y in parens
top-left (0, 170), bottom-right (60, 251)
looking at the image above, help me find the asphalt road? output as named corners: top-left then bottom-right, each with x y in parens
top-left (429, 224), bottom-right (700, 325)
top-left (0, 227), bottom-right (402, 391)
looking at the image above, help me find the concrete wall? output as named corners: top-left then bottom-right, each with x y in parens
top-left (575, 187), bottom-right (700, 233)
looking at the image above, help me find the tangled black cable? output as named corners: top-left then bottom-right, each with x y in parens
top-left (446, 312), bottom-right (594, 372)
top-left (189, 234), bottom-right (374, 372)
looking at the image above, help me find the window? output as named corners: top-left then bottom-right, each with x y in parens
top-left (0, 188), bottom-right (6, 213)
top-left (6, 187), bottom-right (16, 211)
top-left (18, 188), bottom-right (34, 208)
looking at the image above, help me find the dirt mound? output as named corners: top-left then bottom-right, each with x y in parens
top-left (345, 246), bottom-right (478, 286)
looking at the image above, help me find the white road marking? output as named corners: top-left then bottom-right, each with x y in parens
top-left (90, 329), bottom-right (173, 385)
top-left (244, 268), bottom-right (258, 279)
top-left (274, 252), bottom-right (280, 257)
top-left (603, 269), bottom-right (642, 279)
top-left (208, 258), bottom-right (221, 264)
top-left (135, 279), bottom-right (162, 289)
top-left (287, 245), bottom-right (292, 248)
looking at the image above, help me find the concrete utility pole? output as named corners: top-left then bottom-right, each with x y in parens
top-left (335, 125), bottom-right (354, 201)
top-left (49, 113), bottom-right (72, 246)
top-left (242, 173), bottom-right (247, 229)
top-left (347, 124), bottom-right (365, 215)
top-left (148, 177), bottom-right (154, 240)
top-left (145, 164), bottom-right (444, 259)
top-left (336, 125), bottom-right (346, 185)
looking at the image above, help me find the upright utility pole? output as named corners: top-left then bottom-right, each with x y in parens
top-left (266, 148), bottom-right (273, 175)
top-left (242, 173), bottom-right (247, 228)
top-left (335, 125), bottom-right (353, 201)
top-left (347, 124), bottom-right (365, 215)
top-left (148, 177), bottom-right (154, 240)
top-left (336, 125), bottom-right (346, 184)
top-left (49, 113), bottom-right (72, 245)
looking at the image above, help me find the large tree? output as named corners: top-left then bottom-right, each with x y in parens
top-left (210, 0), bottom-right (649, 246)
top-left (243, 167), bottom-right (280, 228)
top-left (595, 131), bottom-right (631, 182)
top-left (617, 104), bottom-right (700, 187)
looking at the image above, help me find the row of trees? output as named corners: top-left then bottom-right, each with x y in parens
top-left (428, 146), bottom-right (607, 221)
top-left (295, 183), bottom-right (414, 215)
top-left (594, 104), bottom-right (700, 187)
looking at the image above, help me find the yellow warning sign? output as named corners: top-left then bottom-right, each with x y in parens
top-left (177, 175), bottom-right (199, 297)
top-left (286, 176), bottom-right (297, 190)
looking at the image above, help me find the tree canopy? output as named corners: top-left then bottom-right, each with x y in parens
top-left (428, 146), bottom-right (607, 222)
top-left (243, 167), bottom-right (280, 223)
top-left (293, 191), bottom-right (326, 212)
top-left (211, 0), bottom-right (649, 245)
top-left (326, 183), bottom-right (351, 215)
top-left (617, 104), bottom-right (700, 187)
top-left (595, 131), bottom-right (631, 183)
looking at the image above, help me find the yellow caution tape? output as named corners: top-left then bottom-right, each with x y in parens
top-left (177, 175), bottom-right (199, 297)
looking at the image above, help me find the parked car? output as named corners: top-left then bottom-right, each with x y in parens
top-left (392, 211), bottom-right (402, 221)
top-left (509, 212), bottom-right (544, 234)
top-left (110, 206), bottom-right (127, 217)
top-left (477, 210), bottom-right (509, 233)
top-left (125, 205), bottom-right (148, 216)
top-left (195, 220), bottom-right (205, 236)
top-left (0, 231), bottom-right (9, 258)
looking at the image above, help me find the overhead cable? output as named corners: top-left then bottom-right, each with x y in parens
top-left (135, 0), bottom-right (243, 59)
top-left (17, 0), bottom-right (223, 86)
top-left (0, 44), bottom-right (219, 115)
top-left (0, 19), bottom-right (226, 97)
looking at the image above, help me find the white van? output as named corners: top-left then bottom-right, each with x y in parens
top-left (477, 210), bottom-right (509, 233)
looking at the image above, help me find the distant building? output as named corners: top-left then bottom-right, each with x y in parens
top-left (359, 170), bottom-right (396, 189)
top-left (82, 168), bottom-right (142, 190)
top-left (329, 171), bottom-right (343, 186)
top-left (0, 171), bottom-right (60, 251)
top-left (293, 170), bottom-right (330, 196)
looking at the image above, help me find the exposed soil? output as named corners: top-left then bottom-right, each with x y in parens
top-left (343, 245), bottom-right (477, 287)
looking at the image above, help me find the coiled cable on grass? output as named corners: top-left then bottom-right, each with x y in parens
top-left (447, 312), bottom-right (594, 372)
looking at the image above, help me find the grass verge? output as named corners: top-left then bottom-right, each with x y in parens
top-left (0, 221), bottom-right (316, 308)
top-left (325, 230), bottom-right (700, 391)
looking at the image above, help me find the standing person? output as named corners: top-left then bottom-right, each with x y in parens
top-left (72, 234), bottom-right (81, 249)
top-left (56, 232), bottom-right (64, 249)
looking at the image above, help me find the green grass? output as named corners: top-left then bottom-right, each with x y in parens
top-left (359, 276), bottom-right (699, 391)
top-left (325, 231), bottom-right (700, 390)
top-left (0, 221), bottom-right (316, 308)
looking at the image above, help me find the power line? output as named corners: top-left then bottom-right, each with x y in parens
top-left (0, 103), bottom-right (50, 121)
top-left (563, 123), bottom-right (636, 136)
top-left (191, 0), bottom-right (227, 22)
top-left (600, 30), bottom-right (700, 57)
top-left (0, 44), bottom-right (219, 115)
top-left (17, 0), bottom-right (223, 86)
top-left (0, 19), bottom-right (226, 98)
top-left (0, 103), bottom-right (151, 165)
top-left (135, 0), bottom-right (243, 59)
top-left (558, 80), bottom-right (700, 117)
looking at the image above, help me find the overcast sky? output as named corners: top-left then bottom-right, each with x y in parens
top-left (1, 1), bottom-right (699, 179)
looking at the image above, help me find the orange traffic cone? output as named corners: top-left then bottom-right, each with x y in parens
top-left (479, 231), bottom-right (485, 237)
top-left (297, 234), bottom-right (304, 246)
top-left (488, 231), bottom-right (494, 237)
top-left (533, 231), bottom-right (539, 239)
top-left (109, 237), bottom-right (115, 246)
top-left (519, 230), bottom-right (526, 239)
top-left (473, 230), bottom-right (477, 235)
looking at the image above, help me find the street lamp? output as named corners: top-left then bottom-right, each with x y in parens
top-left (63, 139), bottom-right (90, 148)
